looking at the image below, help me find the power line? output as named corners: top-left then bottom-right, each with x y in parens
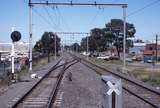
top-left (38, 0), bottom-right (62, 31)
top-left (33, 8), bottom-right (62, 31)
top-left (55, 7), bottom-right (71, 31)
top-left (127, 0), bottom-right (160, 17)
top-left (86, 8), bottom-right (101, 30)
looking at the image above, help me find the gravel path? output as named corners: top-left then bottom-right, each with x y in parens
top-left (57, 62), bottom-right (104, 108)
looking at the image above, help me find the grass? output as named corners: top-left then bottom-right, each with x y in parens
top-left (90, 57), bottom-right (160, 87)
top-left (90, 57), bottom-right (122, 65)
top-left (125, 66), bottom-right (160, 86)
top-left (0, 55), bottom-right (57, 85)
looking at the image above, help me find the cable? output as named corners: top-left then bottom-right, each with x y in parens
top-left (86, 8), bottom-right (101, 30)
top-left (33, 8), bottom-right (62, 31)
top-left (38, 0), bottom-right (62, 31)
top-left (56, 7), bottom-right (71, 32)
top-left (127, 0), bottom-right (160, 17)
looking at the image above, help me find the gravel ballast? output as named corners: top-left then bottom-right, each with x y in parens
top-left (57, 62), bottom-right (104, 108)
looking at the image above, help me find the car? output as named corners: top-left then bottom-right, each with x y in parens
top-left (147, 59), bottom-right (153, 63)
top-left (126, 58), bottom-right (133, 63)
top-left (97, 55), bottom-right (111, 60)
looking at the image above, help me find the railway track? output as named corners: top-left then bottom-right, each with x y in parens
top-left (11, 58), bottom-right (78, 108)
top-left (70, 52), bottom-right (160, 108)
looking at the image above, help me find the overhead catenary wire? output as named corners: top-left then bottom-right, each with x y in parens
top-left (127, 0), bottom-right (160, 17)
top-left (86, 8), bottom-right (101, 30)
top-left (32, 8), bottom-right (62, 31)
top-left (38, 0), bottom-right (62, 31)
top-left (55, 7), bottom-right (71, 32)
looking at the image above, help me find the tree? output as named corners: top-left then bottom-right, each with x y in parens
top-left (34, 32), bottom-right (61, 62)
top-left (80, 19), bottom-right (136, 58)
top-left (105, 19), bottom-right (135, 57)
top-left (71, 43), bottom-right (80, 52)
top-left (34, 40), bottom-right (42, 52)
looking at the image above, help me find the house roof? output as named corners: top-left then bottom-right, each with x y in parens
top-left (143, 43), bottom-right (160, 55)
top-left (144, 50), bottom-right (160, 55)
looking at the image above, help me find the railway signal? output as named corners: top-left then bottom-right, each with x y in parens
top-left (11, 31), bottom-right (21, 42)
top-left (10, 29), bottom-right (21, 82)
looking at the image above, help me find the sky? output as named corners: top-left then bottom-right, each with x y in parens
top-left (0, 0), bottom-right (160, 45)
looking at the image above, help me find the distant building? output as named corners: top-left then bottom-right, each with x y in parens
top-left (143, 43), bottom-right (160, 62)
top-left (129, 42), bottom-right (146, 55)
top-left (0, 42), bottom-right (29, 59)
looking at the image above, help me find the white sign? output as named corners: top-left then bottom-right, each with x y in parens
top-left (101, 75), bottom-right (122, 108)
top-left (107, 81), bottom-right (120, 95)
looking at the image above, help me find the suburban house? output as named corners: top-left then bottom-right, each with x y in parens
top-left (129, 39), bottom-right (147, 61)
top-left (143, 43), bottom-right (160, 62)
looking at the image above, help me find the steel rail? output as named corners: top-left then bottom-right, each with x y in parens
top-left (47, 60), bottom-right (79, 108)
top-left (72, 53), bottom-right (160, 95)
top-left (83, 61), bottom-right (159, 108)
top-left (11, 58), bottom-right (78, 108)
top-left (69, 53), bottom-right (160, 108)
top-left (11, 58), bottom-right (63, 108)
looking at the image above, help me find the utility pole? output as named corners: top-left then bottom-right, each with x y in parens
top-left (29, 0), bottom-right (33, 71)
top-left (55, 34), bottom-right (57, 59)
top-left (122, 5), bottom-right (127, 73)
top-left (156, 34), bottom-right (158, 62)
top-left (87, 33), bottom-right (89, 60)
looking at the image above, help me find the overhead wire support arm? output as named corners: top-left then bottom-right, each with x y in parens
top-left (29, 1), bottom-right (127, 7)
top-left (55, 32), bottom-right (89, 35)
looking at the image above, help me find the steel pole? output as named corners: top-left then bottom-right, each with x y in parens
top-left (29, 0), bottom-right (33, 71)
top-left (11, 42), bottom-right (15, 74)
top-left (123, 6), bottom-right (127, 72)
top-left (87, 34), bottom-right (89, 60)
top-left (156, 35), bottom-right (158, 62)
top-left (55, 35), bottom-right (57, 59)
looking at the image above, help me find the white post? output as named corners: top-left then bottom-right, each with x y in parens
top-left (11, 42), bottom-right (15, 74)
top-left (55, 35), bottom-right (57, 59)
top-left (122, 6), bottom-right (127, 72)
top-left (11, 27), bottom-right (15, 75)
top-left (29, 1), bottom-right (33, 71)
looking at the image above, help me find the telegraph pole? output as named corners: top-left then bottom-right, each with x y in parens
top-left (55, 34), bottom-right (57, 59)
top-left (87, 33), bottom-right (89, 60)
top-left (29, 0), bottom-right (33, 71)
top-left (156, 34), bottom-right (158, 62)
top-left (122, 5), bottom-right (127, 72)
